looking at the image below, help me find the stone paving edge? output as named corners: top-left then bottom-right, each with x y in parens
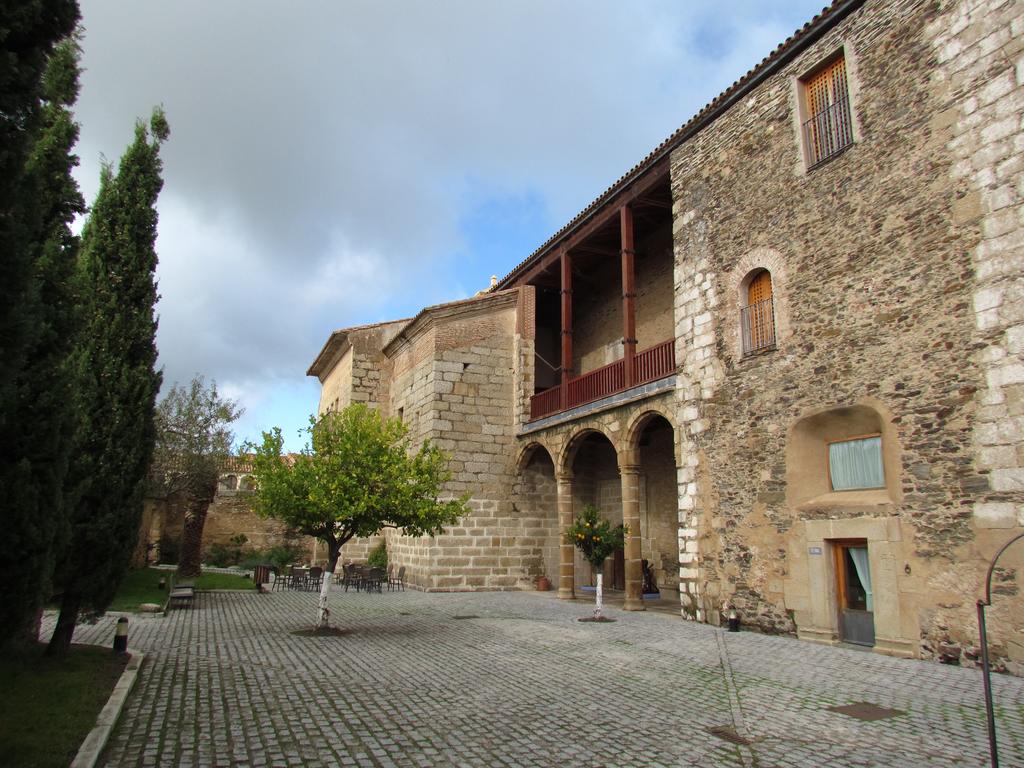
top-left (69, 651), bottom-right (145, 768)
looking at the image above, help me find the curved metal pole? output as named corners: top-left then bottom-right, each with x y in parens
top-left (976, 531), bottom-right (1024, 768)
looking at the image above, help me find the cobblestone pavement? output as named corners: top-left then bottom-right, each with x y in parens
top-left (43, 590), bottom-right (1024, 767)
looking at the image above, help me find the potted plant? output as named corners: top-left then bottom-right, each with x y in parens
top-left (566, 504), bottom-right (627, 621)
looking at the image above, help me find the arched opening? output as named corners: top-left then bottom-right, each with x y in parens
top-left (633, 414), bottom-right (679, 601)
top-left (514, 444), bottom-right (559, 585)
top-left (567, 430), bottom-right (622, 591)
top-left (740, 268), bottom-right (776, 354)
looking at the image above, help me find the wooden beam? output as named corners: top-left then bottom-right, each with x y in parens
top-left (511, 160), bottom-right (669, 287)
top-left (621, 204), bottom-right (637, 388)
top-left (560, 250), bottom-right (573, 410)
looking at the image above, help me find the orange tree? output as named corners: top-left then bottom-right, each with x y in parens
top-left (566, 504), bottom-right (626, 619)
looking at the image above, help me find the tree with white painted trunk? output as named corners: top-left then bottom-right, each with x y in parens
top-left (247, 404), bottom-right (468, 630)
top-left (567, 505), bottom-right (627, 620)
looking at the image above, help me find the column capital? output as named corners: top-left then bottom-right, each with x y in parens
top-left (618, 463), bottom-right (641, 475)
top-left (555, 470), bottom-right (575, 483)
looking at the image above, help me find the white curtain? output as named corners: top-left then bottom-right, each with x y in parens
top-left (848, 546), bottom-right (873, 612)
top-left (829, 436), bottom-right (884, 491)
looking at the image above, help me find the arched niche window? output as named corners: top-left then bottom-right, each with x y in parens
top-left (786, 403), bottom-right (900, 509)
top-left (740, 269), bottom-right (776, 354)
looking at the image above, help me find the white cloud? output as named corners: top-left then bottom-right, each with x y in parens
top-left (74, 0), bottom-right (826, 446)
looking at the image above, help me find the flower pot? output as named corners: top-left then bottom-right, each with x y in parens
top-left (536, 576), bottom-right (551, 591)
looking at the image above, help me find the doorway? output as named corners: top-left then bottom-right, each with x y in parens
top-left (833, 540), bottom-right (875, 646)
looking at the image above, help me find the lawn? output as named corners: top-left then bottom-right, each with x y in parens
top-left (0, 643), bottom-right (128, 768)
top-left (107, 567), bottom-right (254, 611)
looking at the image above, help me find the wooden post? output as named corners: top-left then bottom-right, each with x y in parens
top-left (621, 205), bottom-right (637, 388)
top-left (560, 249), bottom-right (573, 410)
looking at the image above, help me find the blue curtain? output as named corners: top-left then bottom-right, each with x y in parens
top-left (829, 436), bottom-right (884, 491)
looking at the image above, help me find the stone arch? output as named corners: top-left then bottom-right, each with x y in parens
top-left (724, 247), bottom-right (792, 360)
top-left (623, 409), bottom-right (682, 600)
top-left (513, 441), bottom-right (559, 586)
top-left (516, 440), bottom-right (555, 473)
top-left (558, 425), bottom-right (618, 478)
top-left (625, 407), bottom-right (681, 466)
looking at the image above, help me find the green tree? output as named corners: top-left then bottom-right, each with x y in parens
top-left (47, 110), bottom-right (169, 655)
top-left (0, 25), bottom-right (85, 646)
top-left (248, 404), bottom-right (468, 627)
top-left (566, 504), bottom-right (627, 620)
top-left (150, 376), bottom-right (242, 577)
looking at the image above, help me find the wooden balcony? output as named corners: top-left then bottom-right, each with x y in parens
top-left (529, 338), bottom-right (676, 421)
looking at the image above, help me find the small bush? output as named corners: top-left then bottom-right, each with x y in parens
top-left (240, 543), bottom-right (304, 571)
top-left (367, 541), bottom-right (388, 569)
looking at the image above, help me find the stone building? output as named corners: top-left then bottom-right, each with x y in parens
top-left (136, 457), bottom-right (310, 566)
top-left (309, 0), bottom-right (1024, 670)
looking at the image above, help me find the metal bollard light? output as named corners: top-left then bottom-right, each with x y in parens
top-left (113, 616), bottom-right (129, 653)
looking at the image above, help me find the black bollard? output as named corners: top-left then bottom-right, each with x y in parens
top-left (113, 616), bottom-right (129, 653)
top-left (727, 608), bottom-right (740, 632)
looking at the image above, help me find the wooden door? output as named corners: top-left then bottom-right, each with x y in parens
top-left (834, 540), bottom-right (875, 646)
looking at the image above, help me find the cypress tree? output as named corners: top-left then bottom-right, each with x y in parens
top-left (47, 110), bottom-right (169, 655)
top-left (0, 2), bottom-right (84, 646)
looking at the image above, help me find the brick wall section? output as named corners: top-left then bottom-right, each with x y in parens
top-left (669, 0), bottom-right (1024, 663)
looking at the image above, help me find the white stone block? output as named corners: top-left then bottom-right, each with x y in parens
top-left (977, 307), bottom-right (1001, 331)
top-left (975, 286), bottom-right (1005, 312)
top-left (975, 502), bottom-right (1018, 528)
top-left (679, 567), bottom-right (698, 580)
top-left (988, 363), bottom-right (1024, 388)
top-left (979, 445), bottom-right (1017, 469)
top-left (991, 468), bottom-right (1024, 491)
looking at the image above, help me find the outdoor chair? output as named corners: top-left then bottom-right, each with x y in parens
top-left (366, 567), bottom-right (386, 593)
top-left (388, 565), bottom-right (406, 592)
top-left (307, 567), bottom-right (323, 592)
top-left (273, 566), bottom-right (293, 591)
top-left (341, 563), bottom-right (359, 592)
top-left (288, 565), bottom-right (308, 591)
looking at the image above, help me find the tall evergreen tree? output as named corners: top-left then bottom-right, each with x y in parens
top-left (0, 10), bottom-right (84, 646)
top-left (47, 109), bottom-right (169, 655)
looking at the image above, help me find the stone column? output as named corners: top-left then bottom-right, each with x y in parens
top-left (620, 459), bottom-right (645, 611)
top-left (556, 471), bottom-right (576, 599)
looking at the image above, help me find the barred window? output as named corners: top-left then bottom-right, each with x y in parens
top-left (740, 270), bottom-right (775, 354)
top-left (802, 55), bottom-right (854, 168)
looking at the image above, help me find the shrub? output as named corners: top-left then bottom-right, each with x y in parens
top-left (157, 536), bottom-right (180, 565)
top-left (367, 541), bottom-right (388, 569)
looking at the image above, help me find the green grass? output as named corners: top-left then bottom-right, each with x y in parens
top-left (193, 571), bottom-right (254, 590)
top-left (106, 567), bottom-right (254, 612)
top-left (0, 643), bottom-right (128, 768)
top-left (106, 567), bottom-right (168, 611)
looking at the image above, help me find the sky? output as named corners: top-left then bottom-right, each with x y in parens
top-left (73, 0), bottom-right (827, 451)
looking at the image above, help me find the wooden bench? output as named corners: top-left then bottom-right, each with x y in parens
top-left (168, 580), bottom-right (196, 609)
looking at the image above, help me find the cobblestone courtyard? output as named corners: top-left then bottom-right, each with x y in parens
top-left (46, 590), bottom-right (1024, 767)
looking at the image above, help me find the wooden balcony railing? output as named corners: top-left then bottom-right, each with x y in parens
top-left (529, 386), bottom-right (562, 421)
top-left (529, 338), bottom-right (676, 421)
top-left (568, 358), bottom-right (625, 410)
top-left (634, 338), bottom-right (675, 385)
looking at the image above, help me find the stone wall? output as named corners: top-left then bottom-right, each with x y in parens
top-left (317, 347), bottom-right (353, 414)
top-left (669, 0), bottom-right (1024, 664)
top-left (935, 0), bottom-right (1024, 671)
